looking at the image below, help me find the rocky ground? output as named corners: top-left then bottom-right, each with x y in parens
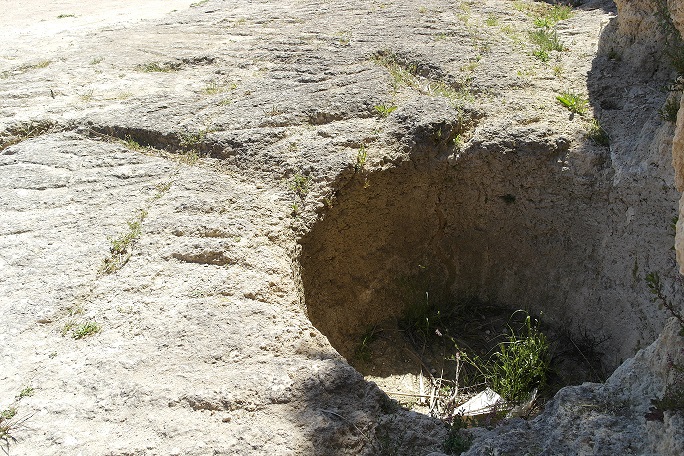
top-left (1, 0), bottom-right (684, 455)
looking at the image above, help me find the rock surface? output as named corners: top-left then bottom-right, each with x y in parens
top-left (1, 0), bottom-right (683, 455)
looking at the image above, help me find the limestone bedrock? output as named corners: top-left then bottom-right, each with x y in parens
top-left (1, 0), bottom-right (683, 455)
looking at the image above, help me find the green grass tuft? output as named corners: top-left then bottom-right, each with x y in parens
top-left (557, 91), bottom-right (588, 115)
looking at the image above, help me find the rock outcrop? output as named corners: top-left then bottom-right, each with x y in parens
top-left (1, 0), bottom-right (683, 454)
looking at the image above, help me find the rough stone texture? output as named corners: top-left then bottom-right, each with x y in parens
top-left (675, 96), bottom-right (684, 274)
top-left (673, 0), bottom-right (684, 275)
top-left (1, 0), bottom-right (683, 454)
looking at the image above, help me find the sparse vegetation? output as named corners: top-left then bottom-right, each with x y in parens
top-left (655, 0), bottom-right (684, 90)
top-left (444, 414), bottom-right (473, 455)
top-left (355, 144), bottom-right (368, 172)
top-left (372, 52), bottom-right (474, 106)
top-left (660, 95), bottom-right (680, 123)
top-left (18, 387), bottom-right (34, 399)
top-left (203, 80), bottom-right (224, 95)
top-left (646, 272), bottom-right (684, 333)
top-left (2, 387), bottom-right (34, 452)
top-left (57, 14), bottom-right (76, 19)
top-left (355, 325), bottom-right (381, 362)
top-left (1, 60), bottom-right (52, 79)
top-left (533, 5), bottom-right (572, 28)
top-left (556, 91), bottom-right (588, 115)
top-left (289, 172), bottom-right (310, 197)
top-left (99, 209), bottom-right (148, 274)
top-left (72, 321), bottom-right (101, 339)
top-left (529, 28), bottom-right (564, 62)
top-left (585, 118), bottom-right (609, 146)
top-left (374, 104), bottom-right (397, 118)
top-left (466, 314), bottom-right (550, 403)
top-left (0, 121), bottom-right (56, 152)
top-left (137, 62), bottom-right (180, 73)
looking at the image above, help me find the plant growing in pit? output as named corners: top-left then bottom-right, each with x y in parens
top-left (443, 413), bottom-right (473, 455)
top-left (464, 313), bottom-right (550, 404)
top-left (355, 325), bottom-right (381, 363)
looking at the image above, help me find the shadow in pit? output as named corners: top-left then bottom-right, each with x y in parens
top-left (291, 351), bottom-right (448, 456)
top-left (298, 131), bottom-right (612, 384)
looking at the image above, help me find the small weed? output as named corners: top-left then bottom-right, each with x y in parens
top-left (452, 134), bottom-right (464, 149)
top-left (529, 28), bottom-right (564, 61)
top-left (660, 96), bottom-right (680, 123)
top-left (646, 272), bottom-right (684, 333)
top-left (355, 145), bottom-right (368, 172)
top-left (179, 130), bottom-right (207, 149)
top-left (137, 62), bottom-right (179, 73)
top-left (120, 135), bottom-right (146, 151)
top-left (80, 90), bottom-right (94, 102)
top-left (553, 65), bottom-right (563, 78)
top-left (203, 80), bottom-right (224, 95)
top-left (99, 209), bottom-right (148, 274)
top-left (355, 325), bottom-right (381, 363)
top-left (18, 387), bottom-right (34, 399)
top-left (444, 414), bottom-right (473, 455)
top-left (290, 202), bottom-right (300, 217)
top-left (289, 172), bottom-right (310, 197)
top-left (190, 0), bottom-right (210, 7)
top-left (372, 53), bottom-right (418, 91)
top-left (585, 119), bottom-right (609, 146)
top-left (72, 322), bottom-right (101, 339)
top-left (372, 418), bottom-right (405, 456)
top-left (154, 181), bottom-right (173, 199)
top-left (0, 121), bottom-right (55, 152)
top-left (533, 5), bottom-right (572, 28)
top-left (60, 321), bottom-right (76, 336)
top-left (57, 14), bottom-right (75, 18)
top-left (337, 31), bottom-right (352, 46)
top-left (374, 104), bottom-right (398, 118)
top-left (67, 302), bottom-right (84, 316)
top-left (179, 150), bottom-right (200, 165)
top-left (653, 380), bottom-right (684, 415)
top-left (556, 91), bottom-right (588, 115)
top-left (0, 409), bottom-right (16, 421)
top-left (90, 57), bottom-right (103, 65)
top-left (466, 314), bottom-right (550, 404)
top-left (1, 405), bottom-right (29, 453)
top-left (485, 16), bottom-right (498, 27)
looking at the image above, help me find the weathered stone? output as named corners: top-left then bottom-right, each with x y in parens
top-left (1, 0), bottom-right (683, 454)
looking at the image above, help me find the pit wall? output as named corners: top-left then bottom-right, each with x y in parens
top-left (300, 0), bottom-right (684, 369)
